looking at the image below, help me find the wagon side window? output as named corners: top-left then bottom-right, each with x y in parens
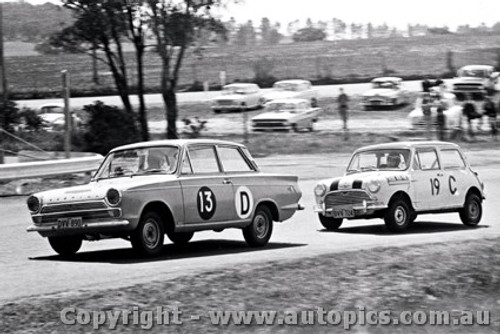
top-left (217, 146), bottom-right (255, 173)
top-left (440, 149), bottom-right (466, 170)
top-left (187, 146), bottom-right (220, 174)
top-left (415, 149), bottom-right (440, 170)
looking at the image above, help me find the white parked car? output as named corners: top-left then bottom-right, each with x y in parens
top-left (251, 98), bottom-right (322, 132)
top-left (211, 83), bottom-right (263, 113)
top-left (36, 103), bottom-right (83, 131)
top-left (408, 91), bottom-right (463, 130)
top-left (262, 80), bottom-right (319, 107)
top-left (314, 141), bottom-right (484, 232)
top-left (361, 77), bottom-right (410, 109)
top-left (451, 65), bottom-right (499, 97)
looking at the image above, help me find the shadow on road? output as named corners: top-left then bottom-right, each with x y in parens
top-left (320, 221), bottom-right (489, 235)
top-left (29, 240), bottom-right (306, 264)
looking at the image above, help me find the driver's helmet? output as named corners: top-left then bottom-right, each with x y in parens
top-left (387, 152), bottom-right (401, 168)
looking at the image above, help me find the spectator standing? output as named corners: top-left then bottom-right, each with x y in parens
top-left (462, 96), bottom-right (478, 141)
top-left (432, 92), bottom-right (446, 140)
top-left (483, 96), bottom-right (497, 140)
top-left (421, 92), bottom-right (433, 140)
top-left (337, 87), bottom-right (349, 140)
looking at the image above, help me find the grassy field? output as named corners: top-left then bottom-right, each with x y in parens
top-left (6, 34), bottom-right (500, 98)
top-left (1, 237), bottom-right (499, 333)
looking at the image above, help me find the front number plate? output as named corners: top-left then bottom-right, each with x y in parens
top-left (331, 209), bottom-right (355, 218)
top-left (57, 217), bottom-right (83, 229)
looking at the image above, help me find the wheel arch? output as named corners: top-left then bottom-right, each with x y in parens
top-left (388, 190), bottom-right (415, 211)
top-left (255, 199), bottom-right (280, 222)
top-left (140, 201), bottom-right (175, 232)
top-left (465, 186), bottom-right (483, 203)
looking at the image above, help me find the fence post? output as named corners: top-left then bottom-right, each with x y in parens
top-left (62, 70), bottom-right (71, 159)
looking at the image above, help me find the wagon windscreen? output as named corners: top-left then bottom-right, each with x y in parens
top-left (94, 146), bottom-right (179, 179)
top-left (347, 149), bottom-right (411, 173)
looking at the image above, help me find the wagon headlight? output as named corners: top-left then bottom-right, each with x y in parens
top-left (367, 180), bottom-right (381, 193)
top-left (106, 188), bottom-right (121, 206)
top-left (314, 184), bottom-right (327, 197)
top-left (27, 195), bottom-right (41, 213)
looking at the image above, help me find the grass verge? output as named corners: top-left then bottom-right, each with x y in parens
top-left (1, 238), bottom-right (499, 333)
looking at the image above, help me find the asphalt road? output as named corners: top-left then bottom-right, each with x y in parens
top-left (1, 150), bottom-right (499, 303)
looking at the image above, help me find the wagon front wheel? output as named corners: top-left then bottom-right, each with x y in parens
top-left (384, 198), bottom-right (411, 232)
top-left (318, 214), bottom-right (343, 231)
top-left (243, 206), bottom-right (273, 247)
top-left (131, 211), bottom-right (165, 256)
top-left (48, 236), bottom-right (82, 256)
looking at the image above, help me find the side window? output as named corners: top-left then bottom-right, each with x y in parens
top-left (416, 150), bottom-right (440, 170)
top-left (217, 146), bottom-right (254, 173)
top-left (441, 149), bottom-right (466, 170)
top-left (187, 146), bottom-right (220, 174)
top-left (181, 153), bottom-right (193, 175)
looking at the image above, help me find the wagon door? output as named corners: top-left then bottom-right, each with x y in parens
top-left (411, 148), bottom-right (447, 211)
top-left (439, 148), bottom-right (470, 208)
top-left (179, 145), bottom-right (235, 224)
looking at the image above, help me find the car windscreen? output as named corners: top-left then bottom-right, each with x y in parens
top-left (266, 103), bottom-right (297, 112)
top-left (372, 82), bottom-right (395, 89)
top-left (273, 83), bottom-right (298, 91)
top-left (460, 69), bottom-right (487, 78)
top-left (347, 149), bottom-right (411, 172)
top-left (94, 146), bottom-right (179, 179)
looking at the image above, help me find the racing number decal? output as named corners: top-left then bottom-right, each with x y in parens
top-left (197, 186), bottom-right (217, 220)
top-left (235, 186), bottom-right (254, 219)
top-left (430, 178), bottom-right (440, 195)
top-left (449, 175), bottom-right (457, 195)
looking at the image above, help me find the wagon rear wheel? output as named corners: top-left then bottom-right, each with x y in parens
top-left (459, 193), bottom-right (482, 226)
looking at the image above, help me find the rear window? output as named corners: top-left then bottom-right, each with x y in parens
top-left (440, 149), bottom-right (466, 169)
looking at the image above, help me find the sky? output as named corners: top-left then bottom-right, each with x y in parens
top-left (15, 0), bottom-right (500, 31)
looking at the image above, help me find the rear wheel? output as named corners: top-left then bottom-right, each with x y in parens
top-left (318, 214), bottom-right (343, 231)
top-left (384, 198), bottom-right (411, 232)
top-left (459, 193), bottom-right (482, 226)
top-left (131, 211), bottom-right (165, 256)
top-left (243, 206), bottom-right (273, 247)
top-left (48, 236), bottom-right (82, 256)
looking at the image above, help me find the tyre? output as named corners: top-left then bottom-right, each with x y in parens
top-left (308, 120), bottom-right (314, 132)
top-left (291, 124), bottom-right (298, 132)
top-left (213, 109), bottom-right (221, 114)
top-left (243, 205), bottom-right (273, 247)
top-left (48, 236), bottom-right (82, 256)
top-left (384, 198), bottom-right (411, 232)
top-left (459, 193), bottom-right (482, 226)
top-left (311, 98), bottom-right (318, 107)
top-left (167, 231), bottom-right (194, 245)
top-left (318, 214), bottom-right (342, 231)
top-left (131, 211), bottom-right (165, 256)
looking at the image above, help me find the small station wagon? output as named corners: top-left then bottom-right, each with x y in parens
top-left (27, 139), bottom-right (303, 256)
top-left (314, 141), bottom-right (485, 232)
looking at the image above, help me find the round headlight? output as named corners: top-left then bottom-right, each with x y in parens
top-left (27, 195), bottom-right (40, 212)
top-left (314, 184), bottom-right (327, 197)
top-left (106, 188), bottom-right (121, 206)
top-left (367, 180), bottom-right (381, 193)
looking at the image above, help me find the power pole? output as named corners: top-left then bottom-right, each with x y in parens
top-left (62, 70), bottom-right (71, 159)
top-left (0, 3), bottom-right (7, 164)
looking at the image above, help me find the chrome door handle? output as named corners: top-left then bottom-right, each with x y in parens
top-left (223, 179), bottom-right (232, 185)
top-left (437, 173), bottom-right (444, 177)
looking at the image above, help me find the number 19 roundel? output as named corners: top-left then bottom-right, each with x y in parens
top-left (197, 186), bottom-right (217, 220)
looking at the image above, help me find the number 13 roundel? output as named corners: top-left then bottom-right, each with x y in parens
top-left (197, 186), bottom-right (217, 220)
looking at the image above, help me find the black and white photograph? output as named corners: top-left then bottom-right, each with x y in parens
top-left (1, 0), bottom-right (499, 332)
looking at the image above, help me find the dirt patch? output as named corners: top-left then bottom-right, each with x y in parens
top-left (1, 238), bottom-right (499, 333)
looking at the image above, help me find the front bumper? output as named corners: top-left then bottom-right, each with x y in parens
top-left (313, 203), bottom-right (387, 217)
top-left (361, 100), bottom-right (395, 107)
top-left (27, 219), bottom-right (131, 237)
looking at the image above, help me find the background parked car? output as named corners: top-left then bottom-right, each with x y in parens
top-left (251, 98), bottom-right (322, 132)
top-left (408, 91), bottom-right (463, 130)
top-left (262, 79), bottom-right (319, 107)
top-left (451, 64), bottom-right (499, 98)
top-left (211, 83), bottom-right (263, 113)
top-left (36, 103), bottom-right (83, 131)
top-left (361, 77), bottom-right (410, 110)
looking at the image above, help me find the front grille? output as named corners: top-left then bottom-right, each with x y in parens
top-left (41, 201), bottom-right (107, 214)
top-left (454, 83), bottom-right (483, 91)
top-left (40, 210), bottom-right (116, 223)
top-left (216, 100), bottom-right (235, 105)
top-left (253, 120), bottom-right (288, 128)
top-left (325, 190), bottom-right (372, 207)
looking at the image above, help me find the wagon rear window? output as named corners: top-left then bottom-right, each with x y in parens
top-left (440, 149), bottom-right (466, 169)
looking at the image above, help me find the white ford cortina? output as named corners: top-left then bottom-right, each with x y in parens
top-left (314, 141), bottom-right (485, 232)
top-left (27, 139), bottom-right (303, 256)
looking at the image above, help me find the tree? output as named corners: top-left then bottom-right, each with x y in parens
top-left (292, 27), bottom-right (326, 42)
top-left (146, 0), bottom-right (227, 139)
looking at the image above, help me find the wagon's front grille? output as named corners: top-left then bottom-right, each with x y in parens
top-left (453, 83), bottom-right (483, 91)
top-left (324, 190), bottom-right (372, 207)
top-left (41, 201), bottom-right (107, 214)
top-left (216, 100), bottom-right (235, 105)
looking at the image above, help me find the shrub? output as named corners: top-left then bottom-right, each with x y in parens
top-left (0, 100), bottom-right (21, 133)
top-left (83, 101), bottom-right (139, 155)
top-left (19, 108), bottom-right (44, 131)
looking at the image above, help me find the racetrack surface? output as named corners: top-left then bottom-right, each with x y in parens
top-left (1, 150), bottom-right (499, 303)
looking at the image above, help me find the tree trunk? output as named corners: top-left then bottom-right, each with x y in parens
top-left (164, 85), bottom-right (178, 139)
top-left (136, 46), bottom-right (149, 141)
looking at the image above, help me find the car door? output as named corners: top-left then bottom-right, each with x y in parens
top-left (411, 148), bottom-right (447, 211)
top-left (179, 145), bottom-right (235, 225)
top-left (215, 145), bottom-right (258, 222)
top-left (438, 148), bottom-right (470, 208)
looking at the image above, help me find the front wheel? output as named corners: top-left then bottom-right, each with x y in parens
top-left (459, 193), bottom-right (482, 226)
top-left (243, 206), bottom-right (273, 247)
top-left (384, 199), bottom-right (411, 232)
top-left (318, 214), bottom-right (343, 231)
top-left (48, 236), bottom-right (82, 256)
top-left (167, 231), bottom-right (194, 245)
top-left (131, 211), bottom-right (165, 256)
